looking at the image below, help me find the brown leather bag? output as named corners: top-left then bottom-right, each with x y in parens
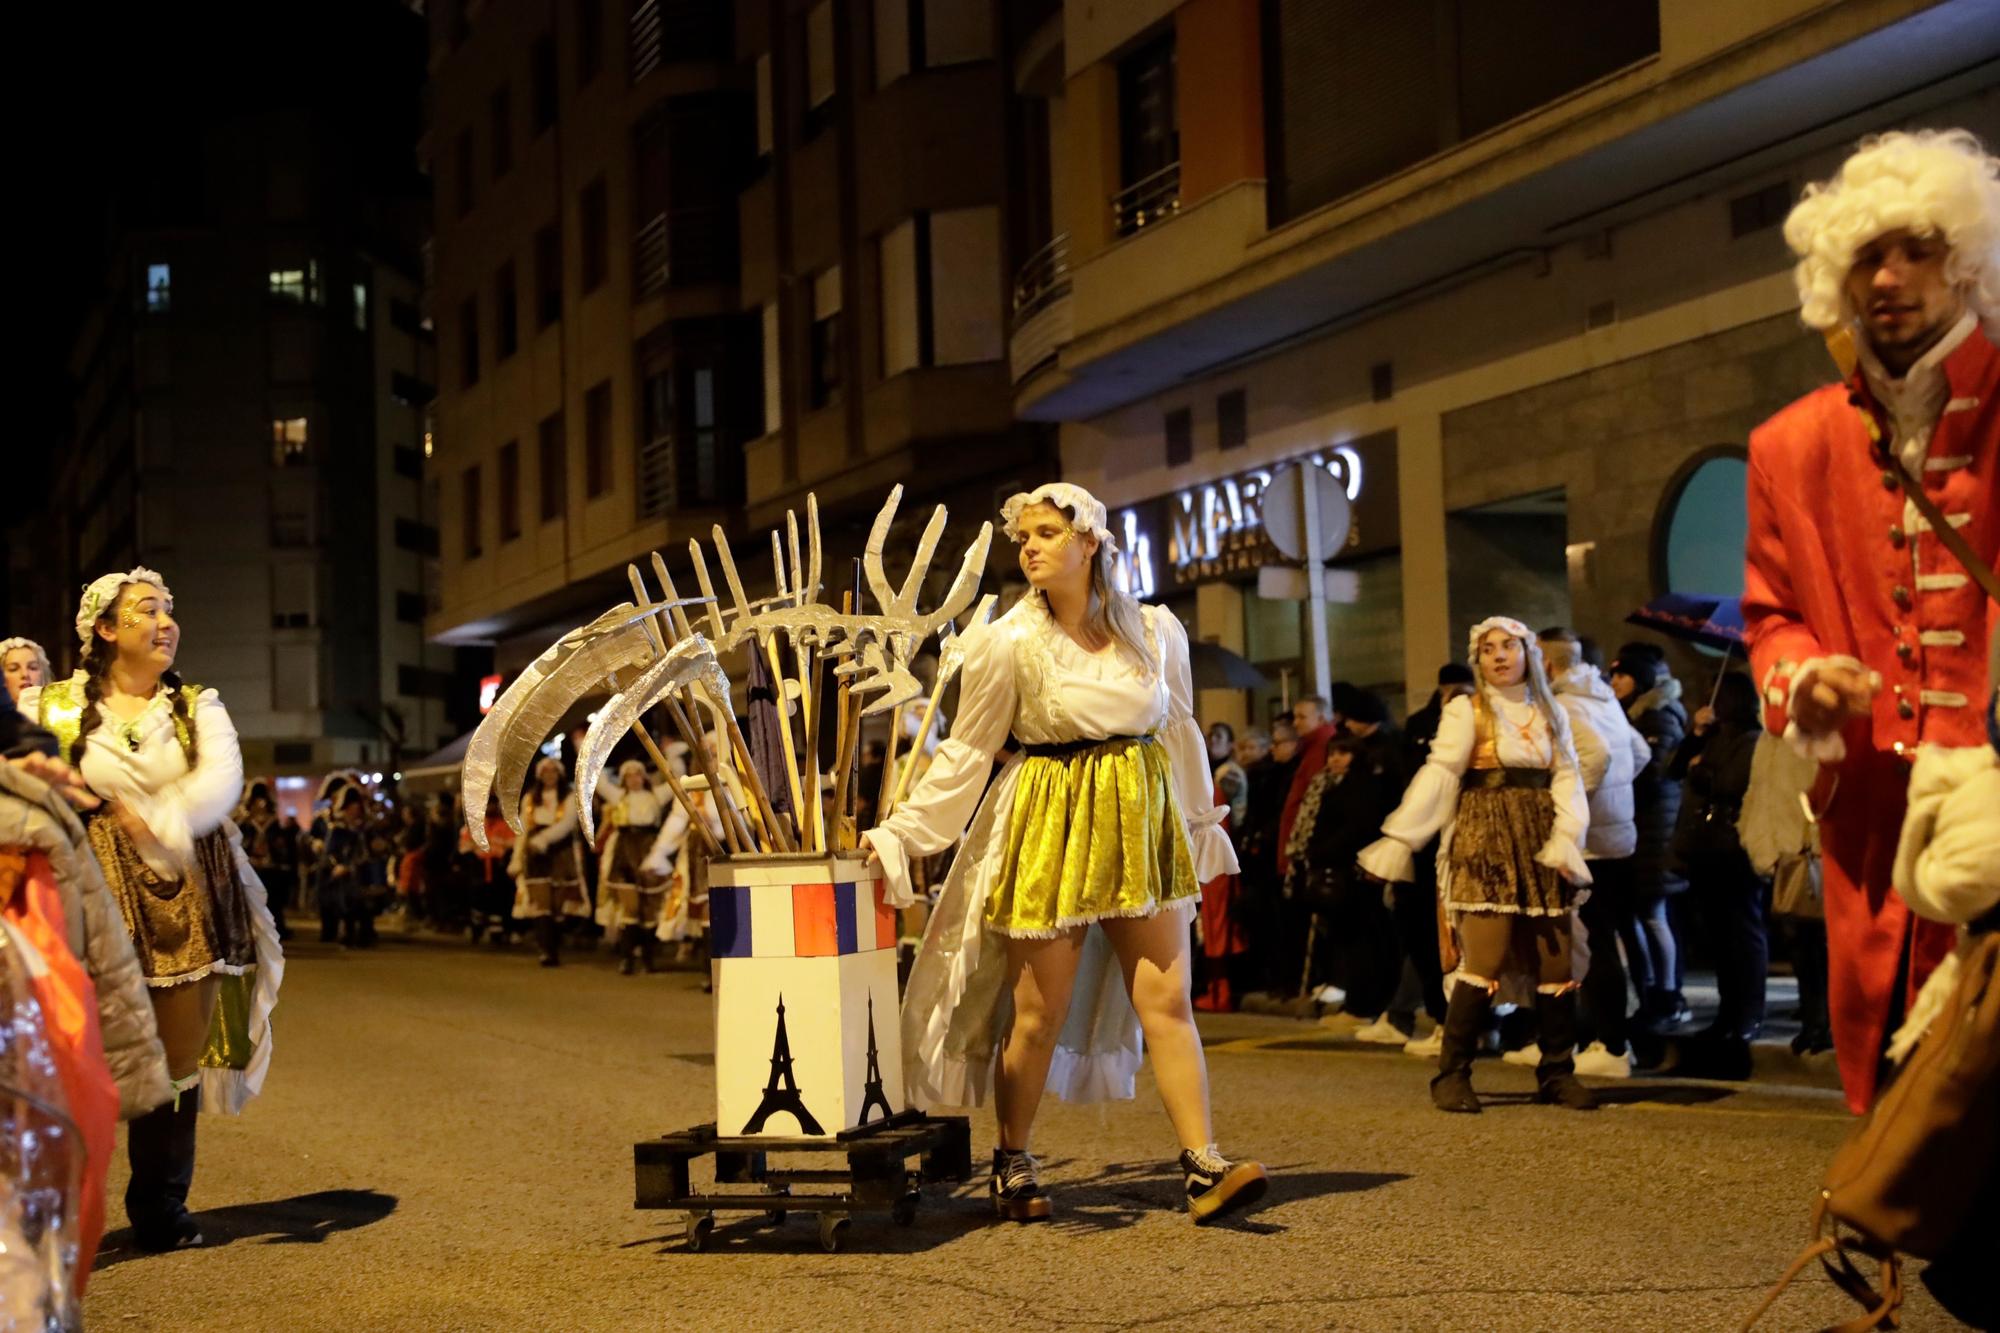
top-left (1743, 930), bottom-right (2000, 1332)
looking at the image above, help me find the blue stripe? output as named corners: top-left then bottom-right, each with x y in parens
top-left (834, 882), bottom-right (859, 955)
top-left (710, 886), bottom-right (752, 958)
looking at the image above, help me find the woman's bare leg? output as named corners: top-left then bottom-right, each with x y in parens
top-left (995, 928), bottom-right (1087, 1150)
top-left (1101, 909), bottom-right (1212, 1151)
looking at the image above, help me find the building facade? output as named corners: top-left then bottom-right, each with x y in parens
top-left (1009, 0), bottom-right (2000, 729)
top-left (16, 1), bottom-right (470, 778)
top-left (425, 0), bottom-right (1048, 681)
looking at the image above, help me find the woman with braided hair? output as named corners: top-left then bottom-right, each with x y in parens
top-left (19, 567), bottom-right (284, 1251)
top-left (1360, 617), bottom-right (1595, 1114)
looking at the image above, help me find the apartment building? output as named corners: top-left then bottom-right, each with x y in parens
top-left (1007, 0), bottom-right (2000, 726)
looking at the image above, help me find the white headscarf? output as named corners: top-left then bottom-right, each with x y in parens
top-left (75, 566), bottom-right (174, 646)
top-left (1000, 482), bottom-right (1118, 553)
top-left (0, 637), bottom-right (51, 692)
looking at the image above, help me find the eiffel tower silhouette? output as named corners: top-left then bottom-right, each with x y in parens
top-left (856, 993), bottom-right (894, 1126)
top-left (741, 994), bottom-right (824, 1135)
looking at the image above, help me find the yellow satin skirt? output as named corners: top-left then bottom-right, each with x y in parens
top-left (985, 735), bottom-right (1199, 939)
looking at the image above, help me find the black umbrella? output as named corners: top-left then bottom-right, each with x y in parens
top-left (1189, 641), bottom-right (1268, 690)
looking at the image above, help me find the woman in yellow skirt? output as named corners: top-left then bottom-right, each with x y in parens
top-left (864, 483), bottom-right (1266, 1225)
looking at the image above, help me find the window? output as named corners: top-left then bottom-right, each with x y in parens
top-left (875, 0), bottom-right (991, 87)
top-left (490, 86), bottom-right (513, 178)
top-left (498, 439), bottom-right (521, 541)
top-left (1217, 389), bottom-right (1248, 451)
top-left (584, 380), bottom-right (612, 498)
top-left (389, 298), bottom-right (423, 335)
top-left (271, 416), bottom-right (310, 467)
top-left (455, 128), bottom-right (475, 218)
top-left (535, 220), bottom-right (563, 327)
top-left (462, 465), bottom-right (483, 558)
top-left (494, 261), bottom-right (518, 359)
top-left (755, 53), bottom-right (773, 157)
top-left (580, 177), bottom-right (608, 294)
top-left (391, 372), bottom-right (436, 407)
top-left (531, 32), bottom-right (558, 132)
top-left (538, 411), bottom-right (566, 520)
top-left (459, 296), bottom-right (480, 386)
top-left (1165, 407), bottom-right (1192, 467)
top-left (270, 562), bottom-right (316, 629)
top-left (878, 209), bottom-right (1002, 375)
top-left (145, 263), bottom-right (171, 313)
top-left (1730, 181), bottom-right (1792, 238)
top-left (395, 591), bottom-right (427, 624)
top-left (398, 665), bottom-right (455, 699)
top-left (1654, 448), bottom-right (1750, 600)
top-left (761, 303), bottom-right (782, 435)
top-left (271, 485), bottom-right (313, 547)
top-left (577, 0), bottom-right (602, 86)
top-left (272, 643), bottom-right (319, 712)
top-left (1116, 29), bottom-right (1178, 234)
top-left (352, 279), bottom-right (369, 331)
top-left (809, 267), bottom-right (842, 408)
top-left (393, 444), bottom-right (423, 480)
top-left (805, 2), bottom-right (836, 125)
top-left (395, 517), bottom-right (440, 556)
top-left (268, 260), bottom-right (321, 304)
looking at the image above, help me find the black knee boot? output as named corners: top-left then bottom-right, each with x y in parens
top-left (617, 925), bottom-right (639, 975)
top-left (640, 930), bottom-right (659, 974)
top-left (1431, 984), bottom-right (1490, 1113)
top-left (127, 1086), bottom-right (203, 1250)
top-left (536, 916), bottom-right (561, 966)
top-left (1534, 988), bottom-right (1597, 1110)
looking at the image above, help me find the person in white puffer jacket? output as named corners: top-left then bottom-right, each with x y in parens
top-left (1541, 629), bottom-right (1651, 1077)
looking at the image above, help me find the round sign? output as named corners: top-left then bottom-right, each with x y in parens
top-left (1261, 463), bottom-right (1352, 562)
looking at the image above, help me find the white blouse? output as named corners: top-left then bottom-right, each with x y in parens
top-left (23, 675), bottom-right (244, 881)
top-left (1358, 685), bottom-right (1591, 887)
top-left (606, 785), bottom-right (668, 829)
top-left (523, 791), bottom-right (579, 851)
top-left (867, 594), bottom-right (1238, 902)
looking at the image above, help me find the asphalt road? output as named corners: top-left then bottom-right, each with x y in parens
top-left (82, 929), bottom-right (1949, 1332)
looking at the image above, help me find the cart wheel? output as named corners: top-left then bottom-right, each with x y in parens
top-left (764, 1209), bottom-right (788, 1226)
top-left (817, 1213), bottom-right (849, 1253)
top-left (764, 1183), bottom-right (790, 1226)
top-left (684, 1211), bottom-right (715, 1253)
top-left (892, 1191), bottom-right (919, 1227)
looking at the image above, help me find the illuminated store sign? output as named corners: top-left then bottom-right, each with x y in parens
top-left (1118, 432), bottom-right (1398, 595)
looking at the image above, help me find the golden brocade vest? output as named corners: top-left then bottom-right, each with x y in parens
top-left (38, 677), bottom-right (202, 765)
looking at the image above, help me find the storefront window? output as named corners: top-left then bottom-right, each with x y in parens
top-left (1655, 448), bottom-right (1748, 598)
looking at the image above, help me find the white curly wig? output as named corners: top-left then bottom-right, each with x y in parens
top-left (1784, 128), bottom-right (2000, 332)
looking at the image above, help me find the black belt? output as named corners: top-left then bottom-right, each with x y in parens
top-left (1022, 733), bottom-right (1150, 760)
top-left (1465, 767), bottom-right (1553, 790)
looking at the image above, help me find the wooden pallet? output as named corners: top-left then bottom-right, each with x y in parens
top-left (632, 1111), bottom-right (973, 1252)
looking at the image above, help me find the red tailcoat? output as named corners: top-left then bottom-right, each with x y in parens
top-left (1744, 326), bottom-right (2000, 1111)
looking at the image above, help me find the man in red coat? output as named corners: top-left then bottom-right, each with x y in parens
top-left (1745, 128), bottom-right (2000, 1112)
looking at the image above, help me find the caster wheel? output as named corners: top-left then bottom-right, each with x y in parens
top-left (892, 1192), bottom-right (919, 1227)
top-left (684, 1211), bottom-right (715, 1252)
top-left (764, 1210), bottom-right (788, 1226)
top-left (817, 1214), bottom-right (849, 1253)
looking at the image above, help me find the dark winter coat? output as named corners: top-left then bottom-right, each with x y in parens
top-left (1627, 676), bottom-right (1689, 897)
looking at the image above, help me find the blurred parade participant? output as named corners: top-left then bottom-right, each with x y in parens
top-left (644, 737), bottom-right (728, 974)
top-left (19, 567), bottom-right (283, 1250)
top-left (1360, 618), bottom-right (1594, 1114)
top-left (240, 780), bottom-right (297, 942)
top-left (1746, 129), bottom-right (1999, 1111)
top-left (599, 758), bottom-right (669, 975)
top-left (510, 755), bottom-right (585, 966)
top-left (316, 787), bottom-right (376, 947)
top-left (865, 482), bottom-right (1265, 1226)
top-left (460, 795), bottom-right (517, 946)
top-left (2, 637), bottom-right (51, 707)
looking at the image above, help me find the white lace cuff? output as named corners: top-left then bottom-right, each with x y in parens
top-left (1358, 837), bottom-right (1415, 884)
top-left (861, 826), bottom-right (919, 909)
top-left (1535, 834), bottom-right (1593, 886)
top-left (1782, 655), bottom-right (1867, 762)
top-left (1187, 819), bottom-right (1240, 880)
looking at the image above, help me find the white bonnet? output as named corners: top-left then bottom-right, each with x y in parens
top-left (76, 567), bottom-right (174, 646)
top-left (1466, 615), bottom-right (1542, 668)
top-left (1000, 482), bottom-right (1117, 553)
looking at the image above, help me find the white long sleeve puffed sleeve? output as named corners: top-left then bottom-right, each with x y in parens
top-left (1154, 609), bottom-right (1239, 879)
top-left (530, 794), bottom-right (579, 851)
top-left (1538, 734), bottom-right (1593, 886)
top-left (1357, 695), bottom-right (1474, 883)
top-left (123, 690), bottom-right (245, 877)
top-left (863, 621), bottom-right (1016, 905)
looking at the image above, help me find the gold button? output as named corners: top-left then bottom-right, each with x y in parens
top-left (1889, 526), bottom-right (1905, 547)
top-left (1893, 741), bottom-right (1908, 756)
top-left (1897, 698), bottom-right (1915, 720)
top-left (1893, 585), bottom-right (1911, 608)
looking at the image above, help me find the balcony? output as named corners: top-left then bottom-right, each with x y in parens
top-left (1111, 161), bottom-right (1181, 238)
top-left (628, 0), bottom-right (729, 83)
top-left (633, 206), bottom-right (736, 300)
top-left (1009, 233), bottom-right (1073, 384)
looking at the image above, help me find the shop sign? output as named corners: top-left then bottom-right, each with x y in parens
top-left (478, 673), bottom-right (504, 715)
top-left (1118, 431), bottom-right (1398, 595)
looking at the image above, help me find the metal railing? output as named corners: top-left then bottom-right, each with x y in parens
top-left (1011, 232), bottom-right (1072, 320)
top-left (630, 0), bottom-right (729, 82)
top-left (634, 213), bottom-right (670, 298)
top-left (629, 0), bottom-right (664, 82)
top-left (1111, 161), bottom-right (1181, 237)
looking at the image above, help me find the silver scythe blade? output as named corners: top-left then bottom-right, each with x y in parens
top-left (576, 635), bottom-right (719, 844)
top-left (464, 606), bottom-right (660, 849)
